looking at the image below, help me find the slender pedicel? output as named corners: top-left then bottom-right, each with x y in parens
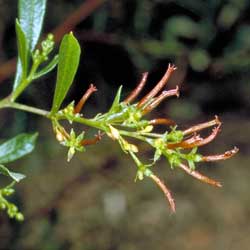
top-left (179, 163), bottom-right (222, 187)
top-left (150, 173), bottom-right (176, 212)
top-left (74, 84), bottom-right (97, 114)
top-left (202, 147), bottom-right (239, 162)
top-left (137, 64), bottom-right (177, 108)
top-left (124, 72), bottom-right (148, 104)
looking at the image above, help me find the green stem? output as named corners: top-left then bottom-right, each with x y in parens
top-left (0, 97), bottom-right (49, 117)
top-left (8, 102), bottom-right (49, 117)
top-left (0, 97), bottom-right (158, 148)
top-left (11, 60), bottom-right (41, 101)
top-left (0, 97), bottom-right (10, 109)
top-left (119, 130), bottom-right (147, 142)
top-left (139, 132), bottom-right (162, 138)
top-left (70, 116), bottom-right (106, 130)
top-left (11, 79), bottom-right (29, 101)
top-left (0, 96), bottom-right (105, 129)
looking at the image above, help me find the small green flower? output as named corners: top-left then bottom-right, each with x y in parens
top-left (180, 147), bottom-right (202, 170)
top-left (61, 129), bottom-right (85, 162)
top-left (167, 127), bottom-right (183, 142)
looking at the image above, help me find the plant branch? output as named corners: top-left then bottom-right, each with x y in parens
top-left (0, 0), bottom-right (107, 84)
top-left (4, 101), bottom-right (50, 117)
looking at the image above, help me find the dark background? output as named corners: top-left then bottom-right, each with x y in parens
top-left (0, 0), bottom-right (250, 249)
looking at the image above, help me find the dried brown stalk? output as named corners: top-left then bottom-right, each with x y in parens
top-left (74, 84), bottom-right (97, 114)
top-left (183, 116), bottom-right (221, 136)
top-left (150, 173), bottom-right (176, 212)
top-left (137, 64), bottom-right (177, 108)
top-left (142, 86), bottom-right (179, 114)
top-left (179, 163), bottom-right (222, 187)
top-left (168, 124), bottom-right (221, 149)
top-left (202, 147), bottom-right (239, 162)
top-left (124, 72), bottom-right (148, 104)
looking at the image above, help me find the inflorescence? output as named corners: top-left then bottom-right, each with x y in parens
top-left (52, 64), bottom-right (238, 212)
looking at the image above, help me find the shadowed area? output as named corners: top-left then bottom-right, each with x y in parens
top-left (0, 1), bottom-right (250, 250)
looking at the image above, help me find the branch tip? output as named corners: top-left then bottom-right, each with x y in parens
top-left (137, 64), bottom-right (177, 108)
top-left (179, 163), bottom-right (222, 187)
top-left (124, 72), bottom-right (148, 104)
top-left (74, 83), bottom-right (97, 114)
top-left (183, 116), bottom-right (222, 136)
top-left (142, 87), bottom-right (180, 114)
top-left (202, 146), bottom-right (239, 162)
top-left (150, 174), bottom-right (176, 213)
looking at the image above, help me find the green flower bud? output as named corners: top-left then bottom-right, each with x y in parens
top-left (2, 188), bottom-right (15, 196)
top-left (0, 202), bottom-right (6, 210)
top-left (15, 212), bottom-right (24, 221)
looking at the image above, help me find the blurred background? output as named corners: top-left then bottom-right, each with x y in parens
top-left (0, 0), bottom-right (250, 249)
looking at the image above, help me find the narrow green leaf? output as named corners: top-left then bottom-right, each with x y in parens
top-left (0, 133), bottom-right (38, 164)
top-left (0, 165), bottom-right (25, 182)
top-left (15, 19), bottom-right (29, 79)
top-left (33, 54), bottom-right (59, 80)
top-left (51, 33), bottom-right (81, 113)
top-left (109, 86), bottom-right (123, 113)
top-left (18, 0), bottom-right (47, 51)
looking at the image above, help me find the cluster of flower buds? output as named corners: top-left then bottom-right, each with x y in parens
top-left (53, 64), bottom-right (238, 212)
top-left (32, 34), bottom-right (55, 64)
top-left (0, 183), bottom-right (24, 221)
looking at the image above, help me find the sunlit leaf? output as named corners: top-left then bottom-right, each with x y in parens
top-left (0, 133), bottom-right (38, 164)
top-left (51, 33), bottom-right (81, 114)
top-left (18, 0), bottom-right (47, 51)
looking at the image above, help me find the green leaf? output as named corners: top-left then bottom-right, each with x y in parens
top-left (164, 16), bottom-right (200, 40)
top-left (33, 54), bottom-right (59, 80)
top-left (0, 133), bottom-right (38, 164)
top-left (51, 33), bottom-right (81, 113)
top-left (189, 49), bottom-right (211, 72)
top-left (0, 165), bottom-right (25, 182)
top-left (217, 4), bottom-right (240, 29)
top-left (15, 19), bottom-right (29, 79)
top-left (18, 0), bottom-right (47, 51)
top-left (108, 86), bottom-right (123, 113)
